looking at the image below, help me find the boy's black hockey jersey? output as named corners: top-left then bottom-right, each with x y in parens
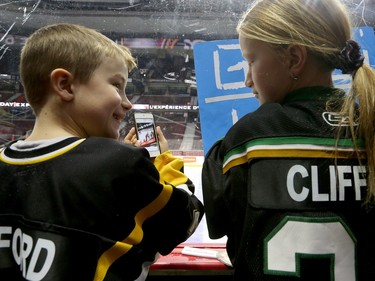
top-left (0, 136), bottom-right (204, 281)
top-left (202, 87), bottom-right (375, 281)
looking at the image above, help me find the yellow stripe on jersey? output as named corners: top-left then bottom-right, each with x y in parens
top-left (222, 137), bottom-right (366, 174)
top-left (93, 184), bottom-right (173, 281)
top-left (223, 147), bottom-right (366, 174)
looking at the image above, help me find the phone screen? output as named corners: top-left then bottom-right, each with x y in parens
top-left (134, 113), bottom-right (161, 157)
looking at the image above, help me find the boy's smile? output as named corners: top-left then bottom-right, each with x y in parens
top-left (70, 57), bottom-right (132, 139)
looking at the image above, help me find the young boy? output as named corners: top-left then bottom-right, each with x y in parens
top-left (0, 23), bottom-right (204, 281)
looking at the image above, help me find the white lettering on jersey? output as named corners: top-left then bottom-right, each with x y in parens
top-left (0, 226), bottom-right (56, 281)
top-left (286, 165), bottom-right (366, 202)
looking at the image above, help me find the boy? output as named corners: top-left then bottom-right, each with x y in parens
top-left (0, 23), bottom-right (204, 281)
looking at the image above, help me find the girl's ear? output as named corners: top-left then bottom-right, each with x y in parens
top-left (286, 44), bottom-right (307, 77)
top-left (50, 68), bottom-right (74, 101)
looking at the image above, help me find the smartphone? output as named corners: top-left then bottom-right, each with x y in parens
top-left (133, 112), bottom-right (161, 158)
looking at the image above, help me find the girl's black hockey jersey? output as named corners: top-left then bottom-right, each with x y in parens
top-left (202, 87), bottom-right (375, 281)
top-left (0, 136), bottom-right (204, 281)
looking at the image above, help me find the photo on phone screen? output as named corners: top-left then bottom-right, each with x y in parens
top-left (133, 112), bottom-right (161, 158)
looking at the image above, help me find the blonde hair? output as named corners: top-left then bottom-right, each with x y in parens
top-left (237, 0), bottom-right (375, 202)
top-left (20, 23), bottom-right (136, 114)
top-left (237, 0), bottom-right (351, 68)
top-left (341, 64), bottom-right (375, 203)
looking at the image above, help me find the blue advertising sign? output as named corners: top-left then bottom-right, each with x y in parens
top-left (195, 27), bottom-right (375, 155)
top-left (194, 39), bottom-right (256, 154)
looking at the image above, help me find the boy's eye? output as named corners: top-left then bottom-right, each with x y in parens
top-left (113, 83), bottom-right (121, 90)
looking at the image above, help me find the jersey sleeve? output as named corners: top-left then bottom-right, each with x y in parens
top-left (153, 150), bottom-right (195, 193)
top-left (118, 148), bottom-right (204, 255)
top-left (201, 140), bottom-right (231, 239)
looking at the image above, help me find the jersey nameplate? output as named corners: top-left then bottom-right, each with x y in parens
top-left (0, 226), bottom-right (55, 280)
top-left (249, 159), bottom-right (367, 210)
top-left (0, 215), bottom-right (102, 281)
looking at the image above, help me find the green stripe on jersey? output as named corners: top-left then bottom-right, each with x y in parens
top-left (223, 136), bottom-right (365, 173)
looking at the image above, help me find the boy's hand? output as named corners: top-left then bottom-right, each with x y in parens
top-left (124, 127), bottom-right (141, 147)
top-left (155, 126), bottom-right (168, 153)
top-left (124, 126), bottom-right (169, 153)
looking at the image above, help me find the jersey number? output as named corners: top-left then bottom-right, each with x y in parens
top-left (264, 216), bottom-right (357, 281)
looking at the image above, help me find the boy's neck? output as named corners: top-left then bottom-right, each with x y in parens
top-left (26, 122), bottom-right (79, 141)
top-left (27, 106), bottom-right (84, 141)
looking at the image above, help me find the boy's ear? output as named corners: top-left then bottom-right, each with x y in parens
top-left (50, 68), bottom-right (74, 101)
top-left (286, 44), bottom-right (307, 76)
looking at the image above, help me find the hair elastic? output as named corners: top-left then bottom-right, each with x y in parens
top-left (337, 39), bottom-right (364, 75)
